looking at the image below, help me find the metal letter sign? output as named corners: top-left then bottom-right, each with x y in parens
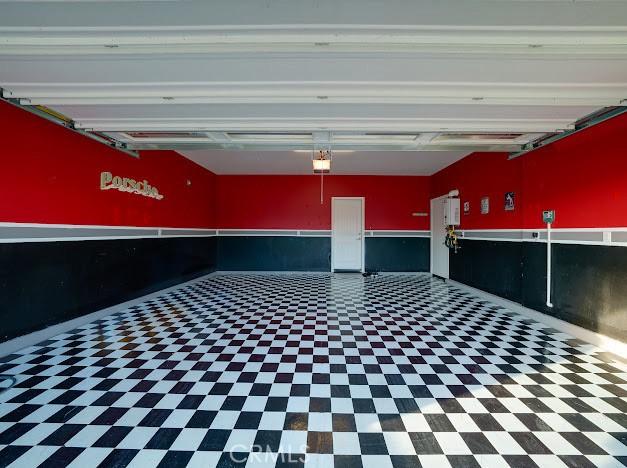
top-left (100, 171), bottom-right (164, 200)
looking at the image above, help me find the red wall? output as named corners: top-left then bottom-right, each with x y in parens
top-left (431, 112), bottom-right (627, 229)
top-left (4, 97), bottom-right (626, 232)
top-left (431, 152), bottom-right (523, 230)
top-left (216, 175), bottom-right (430, 230)
top-left (0, 101), bottom-right (216, 228)
top-left (521, 112), bottom-right (627, 229)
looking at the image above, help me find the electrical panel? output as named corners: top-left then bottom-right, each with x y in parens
top-left (444, 198), bottom-right (460, 226)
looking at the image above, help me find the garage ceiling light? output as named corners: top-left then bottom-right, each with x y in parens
top-left (313, 150), bottom-right (331, 173)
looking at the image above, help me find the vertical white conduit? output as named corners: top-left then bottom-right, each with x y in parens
top-left (546, 222), bottom-right (554, 308)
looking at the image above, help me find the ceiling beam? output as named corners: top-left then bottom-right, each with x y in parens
top-left (14, 96), bottom-right (624, 107)
top-left (2, 41), bottom-right (626, 57)
top-left (1, 0), bottom-right (626, 57)
top-left (74, 118), bottom-right (574, 134)
top-left (7, 82), bottom-right (624, 108)
top-left (109, 129), bottom-right (538, 152)
top-left (3, 0), bottom-right (627, 30)
top-left (126, 142), bottom-right (523, 152)
top-left (6, 82), bottom-right (623, 98)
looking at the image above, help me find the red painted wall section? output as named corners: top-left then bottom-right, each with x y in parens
top-left (521, 112), bottom-right (627, 229)
top-left (431, 112), bottom-right (627, 229)
top-left (4, 97), bottom-right (626, 232)
top-left (431, 152), bottom-right (523, 230)
top-left (0, 101), bottom-right (216, 228)
top-left (216, 175), bottom-right (430, 230)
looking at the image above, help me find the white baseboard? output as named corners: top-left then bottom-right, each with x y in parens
top-left (215, 270), bottom-right (331, 275)
top-left (0, 272), bottom-right (218, 358)
top-left (215, 271), bottom-right (423, 275)
top-left (447, 279), bottom-right (627, 358)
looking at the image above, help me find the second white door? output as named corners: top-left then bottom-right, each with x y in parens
top-left (332, 197), bottom-right (364, 272)
top-left (430, 196), bottom-right (449, 278)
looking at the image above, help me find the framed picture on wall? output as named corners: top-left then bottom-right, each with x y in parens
top-left (480, 197), bottom-right (489, 214)
top-left (505, 192), bottom-right (515, 211)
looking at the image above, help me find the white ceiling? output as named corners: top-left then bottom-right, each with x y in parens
top-left (0, 0), bottom-right (626, 174)
top-left (182, 150), bottom-right (470, 176)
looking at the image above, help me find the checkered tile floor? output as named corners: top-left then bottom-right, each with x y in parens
top-left (0, 273), bottom-right (625, 468)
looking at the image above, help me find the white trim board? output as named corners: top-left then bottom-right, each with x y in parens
top-left (0, 272), bottom-right (218, 358)
top-left (0, 223), bottom-right (429, 243)
top-left (458, 228), bottom-right (627, 247)
top-left (178, 229), bottom-right (430, 238)
top-left (217, 229), bottom-right (331, 237)
top-left (4, 222), bottom-right (627, 246)
top-left (0, 222), bottom-right (217, 243)
top-left (0, 222), bottom-right (216, 230)
top-left (215, 271), bottom-right (335, 276)
top-left (447, 279), bottom-right (627, 358)
top-left (368, 230), bottom-right (430, 238)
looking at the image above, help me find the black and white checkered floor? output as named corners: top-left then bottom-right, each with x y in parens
top-left (0, 273), bottom-right (625, 468)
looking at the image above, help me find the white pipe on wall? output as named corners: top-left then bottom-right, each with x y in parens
top-left (546, 222), bottom-right (553, 308)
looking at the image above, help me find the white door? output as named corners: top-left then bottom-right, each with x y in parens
top-left (430, 196), bottom-right (449, 278)
top-left (332, 197), bottom-right (364, 272)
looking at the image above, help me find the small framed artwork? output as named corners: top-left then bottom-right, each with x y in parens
top-left (505, 192), bottom-right (515, 211)
top-left (480, 197), bottom-right (489, 214)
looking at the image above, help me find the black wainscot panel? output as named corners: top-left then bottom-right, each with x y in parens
top-left (522, 242), bottom-right (627, 341)
top-left (449, 239), bottom-right (523, 303)
top-left (0, 236), bottom-right (217, 342)
top-left (218, 236), bottom-right (331, 271)
top-left (365, 237), bottom-right (429, 272)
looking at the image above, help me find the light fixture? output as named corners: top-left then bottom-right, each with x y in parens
top-left (313, 150), bottom-right (331, 173)
top-left (312, 149), bottom-right (332, 205)
top-left (313, 158), bottom-right (331, 172)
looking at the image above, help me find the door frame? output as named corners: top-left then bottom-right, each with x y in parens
top-left (331, 197), bottom-right (365, 273)
top-left (430, 195), bottom-right (450, 278)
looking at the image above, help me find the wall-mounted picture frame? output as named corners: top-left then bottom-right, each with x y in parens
top-left (480, 197), bottom-right (489, 214)
top-left (505, 192), bottom-right (515, 211)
